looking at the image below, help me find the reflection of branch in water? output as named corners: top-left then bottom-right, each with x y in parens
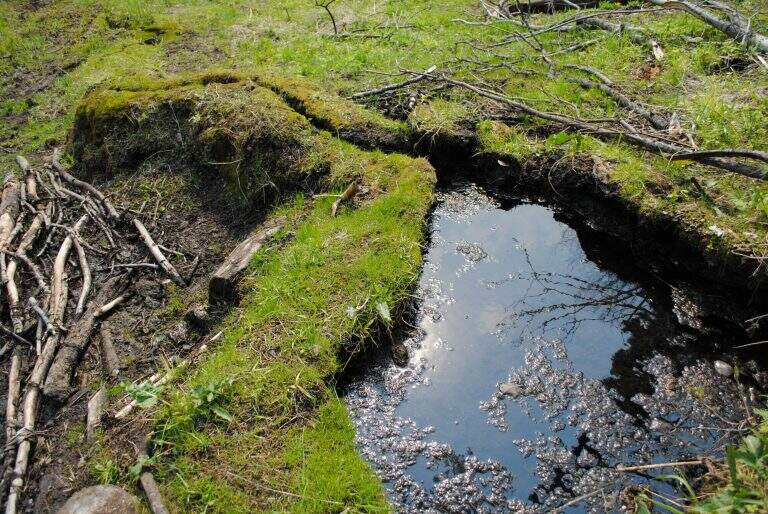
top-left (497, 249), bottom-right (652, 338)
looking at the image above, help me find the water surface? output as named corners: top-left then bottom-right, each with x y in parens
top-left (344, 182), bottom-right (746, 513)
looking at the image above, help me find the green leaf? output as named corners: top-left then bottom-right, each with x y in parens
top-left (211, 405), bottom-right (233, 422)
top-left (376, 300), bottom-right (392, 326)
top-left (744, 435), bottom-right (763, 459)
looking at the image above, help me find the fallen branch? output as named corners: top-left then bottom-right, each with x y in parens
top-left (51, 150), bottom-right (120, 220)
top-left (351, 65), bottom-right (437, 99)
top-left (566, 64), bottom-right (670, 130)
top-left (577, 16), bottom-right (664, 59)
top-left (0, 249), bottom-right (49, 295)
top-left (406, 70), bottom-right (767, 180)
top-left (133, 218), bottom-right (186, 287)
top-left (209, 224), bottom-right (283, 305)
top-left (73, 238), bottom-right (91, 318)
top-left (44, 279), bottom-right (120, 401)
top-left (671, 149), bottom-right (768, 165)
top-left (617, 459), bottom-right (703, 472)
top-left (331, 181), bottom-right (359, 217)
top-left (648, 0), bottom-right (768, 53)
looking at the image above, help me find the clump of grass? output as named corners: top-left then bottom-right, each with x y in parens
top-left (635, 413), bottom-right (768, 513)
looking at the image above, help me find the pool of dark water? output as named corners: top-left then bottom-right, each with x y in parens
top-left (343, 182), bottom-right (752, 513)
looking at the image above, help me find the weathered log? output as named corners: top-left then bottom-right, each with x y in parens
top-left (86, 388), bottom-right (107, 441)
top-left (99, 322), bottom-right (121, 377)
top-left (209, 224), bottom-right (283, 305)
top-left (0, 174), bottom-right (21, 249)
top-left (133, 219), bottom-right (186, 287)
top-left (44, 279), bottom-right (119, 402)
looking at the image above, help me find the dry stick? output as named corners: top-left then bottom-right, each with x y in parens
top-left (95, 294), bottom-right (128, 319)
top-left (577, 16), bottom-right (664, 60)
top-left (0, 250), bottom-right (49, 295)
top-left (616, 459), bottom-right (703, 472)
top-left (671, 149), bottom-right (768, 165)
top-left (139, 460), bottom-right (170, 514)
top-left (550, 487), bottom-right (607, 513)
top-left (114, 336), bottom-right (219, 419)
top-left (51, 150), bottom-right (120, 220)
top-left (331, 181), bottom-right (359, 217)
top-left (566, 64), bottom-right (670, 130)
top-left (0, 175), bottom-right (21, 250)
top-left (648, 0), bottom-right (768, 53)
top-left (0, 326), bottom-right (33, 348)
top-left (351, 65), bottom-right (437, 99)
top-left (132, 218), bottom-right (186, 287)
top-left (5, 217), bottom-right (82, 514)
top-left (408, 70), bottom-right (767, 180)
top-left (73, 238), bottom-right (91, 318)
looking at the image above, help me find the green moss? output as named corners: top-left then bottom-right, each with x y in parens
top-left (283, 398), bottom-right (389, 513)
top-left (476, 119), bottom-right (541, 162)
top-left (408, 98), bottom-right (471, 137)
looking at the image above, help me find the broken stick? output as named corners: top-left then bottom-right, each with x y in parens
top-left (209, 224), bottom-right (283, 305)
top-left (133, 218), bottom-right (186, 287)
top-left (331, 181), bottom-right (359, 217)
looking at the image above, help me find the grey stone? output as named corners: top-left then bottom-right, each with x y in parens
top-left (714, 360), bottom-right (733, 377)
top-left (499, 382), bottom-right (523, 398)
top-left (56, 485), bottom-right (139, 514)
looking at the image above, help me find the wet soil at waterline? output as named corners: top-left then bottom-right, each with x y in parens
top-left (342, 181), bottom-right (759, 513)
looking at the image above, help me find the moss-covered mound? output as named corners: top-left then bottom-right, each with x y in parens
top-left (72, 70), bottom-right (435, 512)
top-left (71, 70), bottom-right (412, 195)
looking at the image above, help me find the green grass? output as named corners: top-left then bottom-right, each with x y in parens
top-left (150, 147), bottom-right (432, 510)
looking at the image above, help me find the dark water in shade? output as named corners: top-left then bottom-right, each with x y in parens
top-left (343, 182), bottom-right (750, 513)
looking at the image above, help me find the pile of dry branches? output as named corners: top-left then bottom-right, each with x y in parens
top-left (0, 152), bottom-right (192, 513)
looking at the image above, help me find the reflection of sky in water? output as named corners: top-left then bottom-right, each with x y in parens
top-left (345, 184), bottom-right (745, 513)
top-left (401, 199), bottom-right (631, 495)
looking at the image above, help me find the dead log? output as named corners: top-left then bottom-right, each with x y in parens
top-left (0, 174), bottom-right (21, 249)
top-left (133, 218), bottom-right (186, 287)
top-left (44, 279), bottom-right (120, 402)
top-left (86, 388), bottom-right (107, 441)
top-left (209, 224), bottom-right (283, 305)
top-left (99, 322), bottom-right (121, 377)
